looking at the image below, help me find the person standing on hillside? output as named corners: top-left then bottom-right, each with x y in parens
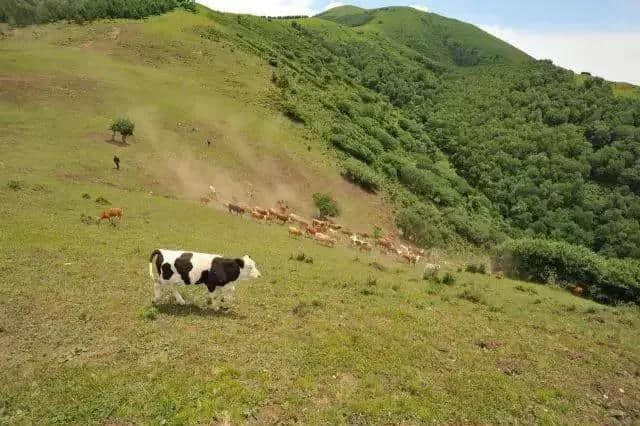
top-left (113, 155), bottom-right (120, 170)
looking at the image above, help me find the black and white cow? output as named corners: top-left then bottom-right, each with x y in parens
top-left (149, 249), bottom-right (261, 306)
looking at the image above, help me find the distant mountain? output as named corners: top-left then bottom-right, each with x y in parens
top-left (317, 5), bottom-right (531, 66)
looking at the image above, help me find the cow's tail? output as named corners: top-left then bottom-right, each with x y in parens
top-left (149, 249), bottom-right (161, 280)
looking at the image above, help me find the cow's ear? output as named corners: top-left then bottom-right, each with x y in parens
top-left (235, 258), bottom-right (245, 269)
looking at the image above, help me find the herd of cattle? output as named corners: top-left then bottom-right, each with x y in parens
top-left (209, 195), bottom-right (425, 265)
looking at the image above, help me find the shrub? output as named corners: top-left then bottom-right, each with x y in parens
top-left (95, 196), bottom-right (111, 205)
top-left (283, 102), bottom-right (305, 123)
top-left (330, 135), bottom-right (375, 164)
top-left (342, 158), bottom-right (381, 193)
top-left (458, 289), bottom-right (487, 305)
top-left (312, 192), bottom-right (340, 217)
top-left (423, 268), bottom-right (439, 282)
top-left (494, 238), bottom-right (640, 304)
top-left (442, 273), bottom-right (456, 285)
top-left (109, 117), bottom-right (135, 143)
top-left (7, 180), bottom-right (23, 190)
top-left (465, 264), bottom-right (487, 274)
top-left (290, 252), bottom-right (313, 264)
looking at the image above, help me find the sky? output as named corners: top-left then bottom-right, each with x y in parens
top-left (198, 0), bottom-right (640, 85)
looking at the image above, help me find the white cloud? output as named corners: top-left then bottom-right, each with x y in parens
top-left (323, 2), bottom-right (345, 11)
top-left (198, 0), bottom-right (315, 16)
top-left (409, 4), bottom-right (429, 13)
top-left (480, 25), bottom-right (640, 86)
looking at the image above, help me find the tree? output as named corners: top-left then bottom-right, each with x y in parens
top-left (313, 192), bottom-right (340, 218)
top-left (110, 118), bottom-right (135, 143)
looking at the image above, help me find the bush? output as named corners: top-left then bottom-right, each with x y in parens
top-left (494, 238), bottom-right (640, 304)
top-left (109, 117), bottom-right (135, 143)
top-left (330, 135), bottom-right (375, 164)
top-left (342, 158), bottom-right (381, 193)
top-left (312, 192), bottom-right (340, 217)
top-left (458, 288), bottom-right (487, 305)
top-left (7, 180), bottom-right (23, 190)
top-left (283, 102), bottom-right (305, 123)
top-left (442, 273), bottom-right (456, 285)
top-left (465, 264), bottom-right (486, 274)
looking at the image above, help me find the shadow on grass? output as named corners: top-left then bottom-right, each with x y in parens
top-left (104, 138), bottom-right (130, 147)
top-left (155, 303), bottom-right (242, 318)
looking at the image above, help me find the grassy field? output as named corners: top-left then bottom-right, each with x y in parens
top-left (1, 8), bottom-right (640, 425)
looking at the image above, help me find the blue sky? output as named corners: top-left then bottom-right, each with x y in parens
top-left (199, 0), bottom-right (640, 84)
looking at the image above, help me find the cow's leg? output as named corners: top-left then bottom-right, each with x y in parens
top-left (153, 281), bottom-right (163, 304)
top-left (172, 285), bottom-right (186, 305)
top-left (207, 287), bottom-right (221, 307)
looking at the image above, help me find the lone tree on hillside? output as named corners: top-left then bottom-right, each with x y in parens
top-left (313, 192), bottom-right (340, 218)
top-left (110, 118), bottom-right (135, 143)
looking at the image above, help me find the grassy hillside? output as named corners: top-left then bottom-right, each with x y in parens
top-left (317, 5), bottom-right (531, 66)
top-left (1, 5), bottom-right (640, 424)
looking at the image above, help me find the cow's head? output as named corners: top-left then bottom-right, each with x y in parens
top-left (237, 255), bottom-right (262, 280)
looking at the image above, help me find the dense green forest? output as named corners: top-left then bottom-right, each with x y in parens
top-left (195, 6), bottom-right (640, 264)
top-left (0, 0), bottom-right (196, 26)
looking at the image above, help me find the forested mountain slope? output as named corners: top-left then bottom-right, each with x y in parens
top-left (204, 4), bottom-right (640, 261)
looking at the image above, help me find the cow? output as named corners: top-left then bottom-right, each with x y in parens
top-left (268, 208), bottom-right (289, 223)
top-left (312, 219), bottom-right (329, 232)
top-left (276, 200), bottom-right (289, 214)
top-left (251, 210), bottom-right (266, 221)
top-left (305, 224), bottom-right (317, 237)
top-left (149, 249), bottom-right (261, 307)
top-left (200, 196), bottom-right (211, 205)
top-left (402, 253), bottom-right (420, 265)
top-left (254, 207), bottom-right (269, 216)
top-left (314, 233), bottom-right (336, 247)
top-left (288, 226), bottom-right (303, 237)
top-left (359, 241), bottom-right (372, 252)
top-left (227, 203), bottom-right (246, 215)
top-left (376, 238), bottom-right (395, 251)
top-left (571, 285), bottom-right (584, 297)
top-left (99, 207), bottom-right (124, 221)
top-left (208, 185), bottom-right (217, 200)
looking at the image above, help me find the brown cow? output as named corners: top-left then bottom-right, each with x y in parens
top-left (276, 200), bottom-right (289, 214)
top-left (402, 253), bottom-right (419, 265)
top-left (100, 207), bottom-right (124, 221)
top-left (312, 219), bottom-right (329, 232)
top-left (288, 226), bottom-right (303, 237)
top-left (305, 225), bottom-right (317, 237)
top-left (314, 232), bottom-right (336, 247)
top-left (254, 207), bottom-right (268, 216)
top-left (227, 203), bottom-right (246, 215)
top-left (268, 208), bottom-right (289, 223)
top-left (571, 285), bottom-right (584, 297)
top-left (251, 210), bottom-right (266, 221)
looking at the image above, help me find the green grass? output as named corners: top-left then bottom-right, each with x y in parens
top-left (1, 8), bottom-right (640, 424)
top-left (2, 178), bottom-right (639, 424)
